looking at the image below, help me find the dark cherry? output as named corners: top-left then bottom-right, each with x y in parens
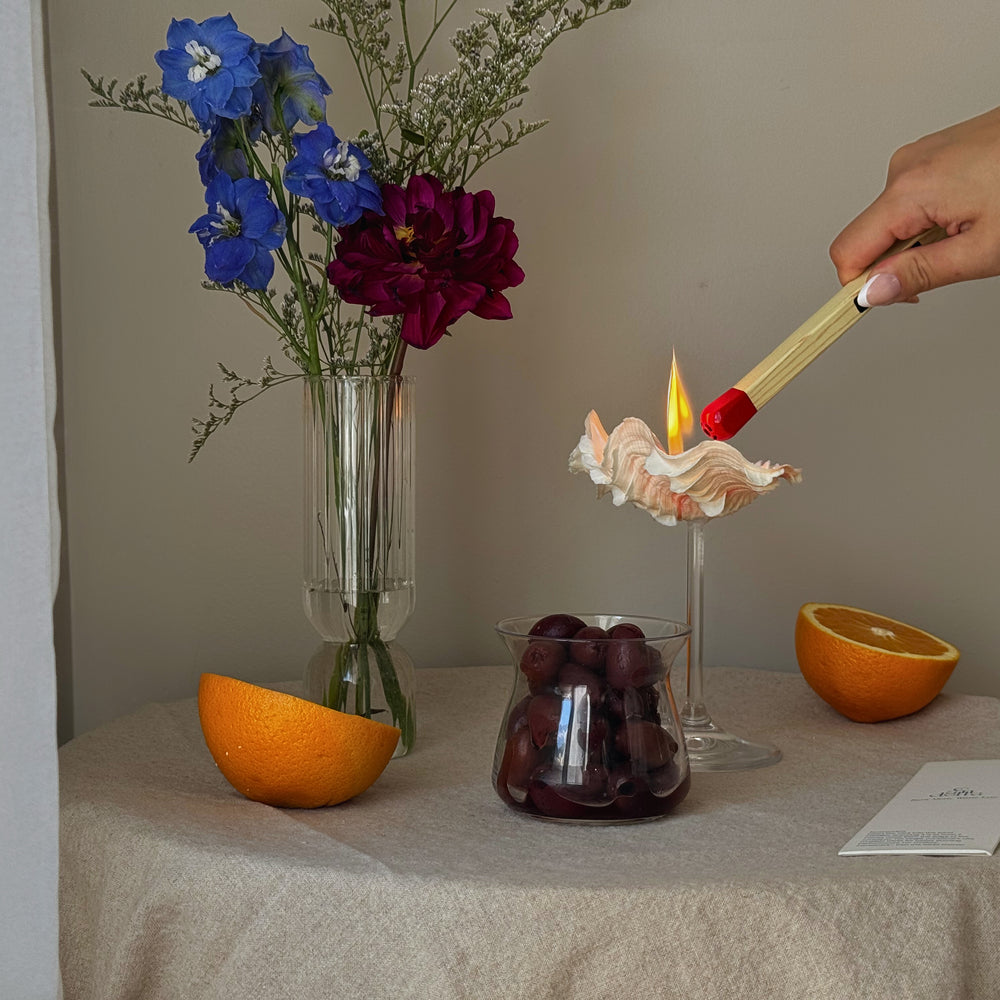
top-left (610, 773), bottom-right (653, 819)
top-left (605, 639), bottom-right (653, 689)
top-left (611, 770), bottom-right (691, 819)
top-left (505, 694), bottom-right (531, 738)
top-left (519, 639), bottom-right (566, 692)
top-left (526, 693), bottom-right (562, 749)
top-left (613, 719), bottom-right (677, 770)
top-left (577, 712), bottom-right (609, 754)
top-left (555, 763), bottom-right (613, 806)
top-left (608, 622), bottom-right (646, 641)
top-left (502, 727), bottom-right (546, 793)
top-left (494, 747), bottom-right (518, 807)
top-left (604, 686), bottom-right (624, 722)
top-left (527, 778), bottom-right (594, 820)
top-left (569, 625), bottom-right (608, 670)
top-left (605, 684), bottom-right (660, 723)
top-left (557, 662), bottom-right (606, 704)
top-left (609, 764), bottom-right (646, 802)
top-left (528, 613), bottom-right (587, 640)
top-left (646, 646), bottom-right (666, 683)
top-left (647, 761), bottom-right (685, 796)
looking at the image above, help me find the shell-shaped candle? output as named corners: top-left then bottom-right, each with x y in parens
top-left (569, 409), bottom-right (801, 525)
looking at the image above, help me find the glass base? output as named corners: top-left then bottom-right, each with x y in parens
top-left (683, 718), bottom-right (781, 772)
top-left (304, 640), bottom-right (416, 758)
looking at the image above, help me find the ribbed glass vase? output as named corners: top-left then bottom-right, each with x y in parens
top-left (302, 375), bottom-right (416, 756)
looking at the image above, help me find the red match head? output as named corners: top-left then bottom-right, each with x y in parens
top-left (700, 388), bottom-right (757, 441)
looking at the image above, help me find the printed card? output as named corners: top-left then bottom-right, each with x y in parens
top-left (839, 760), bottom-right (1000, 857)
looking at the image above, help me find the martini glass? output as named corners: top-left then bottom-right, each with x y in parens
top-left (681, 519), bottom-right (781, 770)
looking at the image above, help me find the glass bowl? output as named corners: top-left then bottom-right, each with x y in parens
top-left (493, 614), bottom-right (691, 824)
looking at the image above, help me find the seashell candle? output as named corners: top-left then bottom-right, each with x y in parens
top-left (568, 409), bottom-right (801, 524)
top-left (566, 350), bottom-right (801, 772)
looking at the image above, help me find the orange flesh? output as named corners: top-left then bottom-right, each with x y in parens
top-left (812, 606), bottom-right (949, 656)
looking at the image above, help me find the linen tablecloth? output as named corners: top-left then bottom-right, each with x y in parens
top-left (60, 666), bottom-right (1000, 1000)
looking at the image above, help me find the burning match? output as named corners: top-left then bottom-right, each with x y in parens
top-left (700, 226), bottom-right (946, 440)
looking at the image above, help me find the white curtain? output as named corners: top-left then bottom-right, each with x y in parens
top-left (0, 0), bottom-right (61, 995)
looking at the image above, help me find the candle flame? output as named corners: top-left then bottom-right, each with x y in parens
top-left (665, 349), bottom-right (693, 455)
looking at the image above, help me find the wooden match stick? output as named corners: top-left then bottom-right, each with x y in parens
top-left (701, 225), bottom-right (947, 440)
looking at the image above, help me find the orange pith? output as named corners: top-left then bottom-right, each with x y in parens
top-left (198, 673), bottom-right (400, 808)
top-left (795, 603), bottom-right (959, 724)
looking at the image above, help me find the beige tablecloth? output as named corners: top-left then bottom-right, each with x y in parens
top-left (60, 666), bottom-right (1000, 1000)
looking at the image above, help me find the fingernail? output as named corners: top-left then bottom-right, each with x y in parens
top-left (857, 272), bottom-right (902, 308)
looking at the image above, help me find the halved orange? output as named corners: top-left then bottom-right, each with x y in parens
top-left (795, 603), bottom-right (959, 723)
top-left (198, 673), bottom-right (400, 808)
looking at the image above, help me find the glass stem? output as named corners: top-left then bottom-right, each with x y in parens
top-left (683, 520), bottom-right (711, 727)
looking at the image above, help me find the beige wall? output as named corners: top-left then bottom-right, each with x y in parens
top-left (48, 0), bottom-right (1000, 735)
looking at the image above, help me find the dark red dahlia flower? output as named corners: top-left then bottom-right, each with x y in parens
top-left (326, 173), bottom-right (524, 349)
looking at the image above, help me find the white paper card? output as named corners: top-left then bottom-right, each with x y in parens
top-left (839, 760), bottom-right (1000, 857)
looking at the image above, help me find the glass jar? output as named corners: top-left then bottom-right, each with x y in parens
top-left (493, 614), bottom-right (691, 823)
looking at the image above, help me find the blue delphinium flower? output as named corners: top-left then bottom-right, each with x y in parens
top-left (155, 15), bottom-right (260, 131)
top-left (253, 30), bottom-right (331, 135)
top-left (189, 174), bottom-right (286, 290)
top-left (196, 117), bottom-right (253, 185)
top-left (283, 123), bottom-right (382, 227)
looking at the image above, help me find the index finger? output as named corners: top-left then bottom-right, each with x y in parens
top-left (829, 196), bottom-right (933, 284)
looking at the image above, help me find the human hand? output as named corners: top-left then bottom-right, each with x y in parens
top-left (829, 105), bottom-right (1000, 305)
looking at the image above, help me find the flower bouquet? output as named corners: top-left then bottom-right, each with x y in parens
top-left (84, 0), bottom-right (630, 752)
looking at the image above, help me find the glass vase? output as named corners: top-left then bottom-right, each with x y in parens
top-left (493, 614), bottom-right (691, 823)
top-left (302, 375), bottom-right (416, 756)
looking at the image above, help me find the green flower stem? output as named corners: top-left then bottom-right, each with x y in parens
top-left (236, 125), bottom-right (322, 375)
top-left (354, 646), bottom-right (371, 715)
top-left (398, 1), bottom-right (414, 74)
top-left (388, 338), bottom-right (408, 380)
top-left (349, 306), bottom-right (364, 368)
top-left (326, 643), bottom-right (348, 709)
top-left (313, 225), bottom-right (335, 324)
top-left (326, 6), bottom-right (384, 146)
top-left (81, 71), bottom-right (203, 131)
top-left (251, 289), bottom-right (290, 335)
top-left (394, 0), bottom-right (459, 166)
top-left (242, 292), bottom-right (289, 338)
top-left (357, 622), bottom-right (413, 742)
top-left (324, 635), bottom-right (413, 751)
top-left (373, 640), bottom-right (414, 748)
top-left (412, 0), bottom-right (461, 65)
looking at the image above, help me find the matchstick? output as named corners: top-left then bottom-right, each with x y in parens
top-left (701, 226), bottom-right (947, 440)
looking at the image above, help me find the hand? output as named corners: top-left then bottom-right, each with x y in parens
top-left (829, 105), bottom-right (1000, 304)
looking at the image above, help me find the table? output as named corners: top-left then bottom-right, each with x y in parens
top-left (60, 666), bottom-right (1000, 1000)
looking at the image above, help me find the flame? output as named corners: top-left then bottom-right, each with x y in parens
top-left (665, 349), bottom-right (693, 455)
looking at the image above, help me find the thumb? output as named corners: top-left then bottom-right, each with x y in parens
top-left (859, 230), bottom-right (991, 306)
